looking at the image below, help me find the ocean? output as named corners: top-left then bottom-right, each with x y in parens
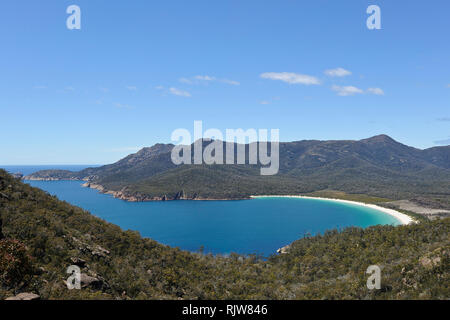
top-left (2, 165), bottom-right (400, 256)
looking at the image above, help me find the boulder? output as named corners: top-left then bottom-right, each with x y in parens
top-left (70, 236), bottom-right (110, 258)
top-left (80, 273), bottom-right (102, 288)
top-left (70, 257), bottom-right (87, 268)
top-left (90, 245), bottom-right (110, 258)
top-left (277, 245), bottom-right (290, 254)
top-left (5, 293), bottom-right (40, 301)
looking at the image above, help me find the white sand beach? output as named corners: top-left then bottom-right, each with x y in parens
top-left (251, 195), bottom-right (416, 225)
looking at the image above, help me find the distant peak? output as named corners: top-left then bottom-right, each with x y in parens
top-left (361, 134), bottom-right (397, 144)
top-left (129, 144), bottom-right (174, 158)
top-left (152, 143), bottom-right (174, 147)
top-left (139, 143), bottom-right (174, 152)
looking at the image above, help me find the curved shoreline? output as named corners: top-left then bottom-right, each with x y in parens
top-left (24, 179), bottom-right (416, 225)
top-left (251, 195), bottom-right (416, 225)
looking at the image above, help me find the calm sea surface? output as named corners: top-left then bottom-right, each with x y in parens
top-left (2, 165), bottom-right (400, 256)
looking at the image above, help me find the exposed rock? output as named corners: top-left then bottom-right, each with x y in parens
top-left (82, 175), bottom-right (98, 182)
top-left (80, 273), bottom-right (102, 289)
top-left (69, 236), bottom-right (110, 258)
top-left (420, 256), bottom-right (441, 269)
top-left (82, 183), bottom-right (105, 192)
top-left (402, 275), bottom-right (418, 289)
top-left (12, 173), bottom-right (23, 179)
top-left (419, 248), bottom-right (445, 269)
top-left (174, 190), bottom-right (187, 200)
top-left (63, 271), bottom-right (110, 291)
top-left (5, 293), bottom-right (40, 300)
top-left (70, 257), bottom-right (87, 268)
top-left (89, 245), bottom-right (110, 258)
top-left (277, 245), bottom-right (290, 254)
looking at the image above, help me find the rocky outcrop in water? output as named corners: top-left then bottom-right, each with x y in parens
top-left (24, 169), bottom-right (78, 181)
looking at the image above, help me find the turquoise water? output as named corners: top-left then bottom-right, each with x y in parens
top-left (24, 179), bottom-right (401, 256)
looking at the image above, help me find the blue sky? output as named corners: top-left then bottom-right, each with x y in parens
top-left (0, 0), bottom-right (449, 164)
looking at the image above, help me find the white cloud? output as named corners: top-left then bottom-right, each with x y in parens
top-left (324, 68), bottom-right (352, 77)
top-left (169, 87), bottom-right (191, 97)
top-left (126, 86), bottom-right (137, 91)
top-left (65, 86), bottom-right (75, 92)
top-left (155, 85), bottom-right (191, 97)
top-left (259, 96), bottom-right (280, 105)
top-left (367, 87), bottom-right (384, 95)
top-left (179, 78), bottom-right (193, 84)
top-left (260, 72), bottom-right (320, 85)
top-left (220, 79), bottom-right (240, 86)
top-left (181, 75), bottom-right (240, 86)
top-left (194, 75), bottom-right (215, 81)
top-left (332, 85), bottom-right (364, 96)
top-left (115, 103), bottom-right (134, 109)
top-left (331, 85), bottom-right (385, 96)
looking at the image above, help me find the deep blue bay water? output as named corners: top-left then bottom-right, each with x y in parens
top-left (2, 165), bottom-right (400, 256)
top-left (1, 165), bottom-right (100, 176)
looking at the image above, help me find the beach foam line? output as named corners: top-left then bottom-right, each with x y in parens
top-left (250, 195), bottom-right (416, 225)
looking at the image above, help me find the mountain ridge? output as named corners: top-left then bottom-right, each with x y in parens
top-left (24, 135), bottom-right (450, 203)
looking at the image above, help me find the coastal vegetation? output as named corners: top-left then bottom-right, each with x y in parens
top-left (1, 169), bottom-right (448, 300)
